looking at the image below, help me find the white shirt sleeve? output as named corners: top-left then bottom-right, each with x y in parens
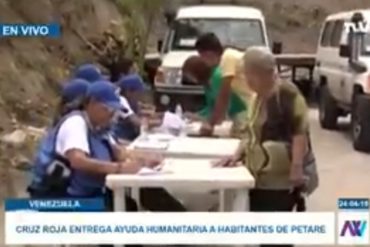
top-left (118, 96), bottom-right (134, 119)
top-left (55, 115), bottom-right (90, 156)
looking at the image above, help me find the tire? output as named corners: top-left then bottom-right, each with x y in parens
top-left (318, 86), bottom-right (339, 129)
top-left (352, 94), bottom-right (370, 152)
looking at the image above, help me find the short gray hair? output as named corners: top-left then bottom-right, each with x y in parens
top-left (243, 46), bottom-right (276, 71)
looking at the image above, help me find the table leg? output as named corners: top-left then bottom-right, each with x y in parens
top-left (233, 189), bottom-right (250, 247)
top-left (113, 188), bottom-right (126, 247)
top-left (131, 187), bottom-right (142, 210)
top-left (219, 189), bottom-right (225, 212)
top-left (232, 188), bottom-right (249, 211)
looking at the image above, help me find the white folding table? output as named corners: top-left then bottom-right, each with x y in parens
top-left (129, 135), bottom-right (241, 159)
top-left (106, 158), bottom-right (255, 247)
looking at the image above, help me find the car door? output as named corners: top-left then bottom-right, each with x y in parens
top-left (318, 21), bottom-right (342, 100)
top-left (330, 20), bottom-right (350, 104)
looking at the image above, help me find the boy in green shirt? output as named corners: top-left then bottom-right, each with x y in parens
top-left (182, 56), bottom-right (246, 135)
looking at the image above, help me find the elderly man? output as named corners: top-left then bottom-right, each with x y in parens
top-left (217, 47), bottom-right (309, 247)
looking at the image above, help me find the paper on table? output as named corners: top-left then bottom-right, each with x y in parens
top-left (133, 140), bottom-right (169, 150)
top-left (160, 111), bottom-right (186, 131)
top-left (137, 166), bottom-right (172, 176)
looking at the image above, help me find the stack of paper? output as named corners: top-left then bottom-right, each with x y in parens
top-left (133, 140), bottom-right (169, 150)
top-left (160, 111), bottom-right (186, 132)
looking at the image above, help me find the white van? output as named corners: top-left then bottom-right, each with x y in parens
top-left (151, 5), bottom-right (269, 112)
top-left (314, 9), bottom-right (370, 152)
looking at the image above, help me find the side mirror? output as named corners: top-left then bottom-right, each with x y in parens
top-left (350, 61), bottom-right (367, 73)
top-left (272, 42), bottom-right (282, 54)
top-left (157, 40), bottom-right (163, 52)
top-left (339, 45), bottom-right (350, 58)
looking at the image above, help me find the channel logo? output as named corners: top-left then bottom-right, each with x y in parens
top-left (338, 213), bottom-right (369, 245)
top-left (340, 220), bottom-right (367, 237)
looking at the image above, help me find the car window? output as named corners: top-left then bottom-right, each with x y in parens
top-left (171, 18), bottom-right (266, 50)
top-left (321, 21), bottom-right (335, 47)
top-left (331, 20), bottom-right (344, 47)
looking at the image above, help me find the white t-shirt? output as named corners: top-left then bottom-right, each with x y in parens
top-left (55, 114), bottom-right (116, 157)
top-left (118, 96), bottom-right (134, 119)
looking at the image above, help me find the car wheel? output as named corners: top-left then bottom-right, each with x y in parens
top-left (318, 86), bottom-right (338, 129)
top-left (352, 94), bottom-right (370, 152)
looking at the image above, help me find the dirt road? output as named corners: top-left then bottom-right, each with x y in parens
top-left (1, 108), bottom-right (369, 246)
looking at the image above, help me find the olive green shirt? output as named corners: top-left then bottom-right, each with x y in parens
top-left (244, 80), bottom-right (309, 189)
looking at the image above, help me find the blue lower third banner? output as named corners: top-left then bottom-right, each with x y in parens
top-left (0, 23), bottom-right (60, 38)
top-left (5, 198), bottom-right (105, 212)
top-left (5, 212), bottom-right (335, 245)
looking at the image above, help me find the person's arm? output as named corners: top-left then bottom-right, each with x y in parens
top-left (57, 116), bottom-right (140, 175)
top-left (209, 52), bottom-right (237, 126)
top-left (128, 114), bottom-right (141, 127)
top-left (214, 139), bottom-right (246, 167)
top-left (290, 93), bottom-right (309, 186)
top-left (65, 150), bottom-right (119, 174)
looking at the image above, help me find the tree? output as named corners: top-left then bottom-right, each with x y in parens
top-left (115, 0), bottom-right (165, 73)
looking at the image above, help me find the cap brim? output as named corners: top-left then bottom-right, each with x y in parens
top-left (104, 101), bottom-right (124, 111)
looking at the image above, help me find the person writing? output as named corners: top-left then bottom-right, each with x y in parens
top-left (195, 33), bottom-right (250, 136)
top-left (216, 47), bottom-right (308, 247)
top-left (28, 81), bottom-right (159, 202)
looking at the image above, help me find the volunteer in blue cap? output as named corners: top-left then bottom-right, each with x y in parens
top-left (113, 74), bottom-right (145, 141)
top-left (74, 64), bottom-right (105, 83)
top-left (52, 79), bottom-right (90, 125)
top-left (28, 81), bottom-right (160, 206)
top-left (112, 75), bottom-right (186, 212)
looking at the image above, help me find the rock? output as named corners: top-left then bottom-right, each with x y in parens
top-left (1, 129), bottom-right (27, 147)
top-left (12, 155), bottom-right (32, 171)
top-left (25, 126), bottom-right (45, 138)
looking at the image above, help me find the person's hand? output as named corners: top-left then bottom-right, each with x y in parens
top-left (212, 155), bottom-right (240, 167)
top-left (147, 115), bottom-right (163, 129)
top-left (290, 164), bottom-right (305, 187)
top-left (118, 159), bottom-right (142, 174)
top-left (200, 122), bottom-right (214, 136)
top-left (142, 153), bottom-right (164, 168)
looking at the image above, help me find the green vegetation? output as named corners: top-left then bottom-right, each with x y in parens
top-left (114, 0), bottom-right (165, 72)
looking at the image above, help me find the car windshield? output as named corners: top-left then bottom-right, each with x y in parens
top-left (171, 18), bottom-right (265, 50)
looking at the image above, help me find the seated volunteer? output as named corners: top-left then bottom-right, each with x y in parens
top-left (216, 47), bottom-right (308, 247)
top-left (113, 75), bottom-right (186, 212)
top-left (52, 78), bottom-right (90, 125)
top-left (195, 33), bottom-right (251, 136)
top-left (74, 63), bottom-right (105, 83)
top-left (113, 74), bottom-right (146, 141)
top-left (28, 81), bottom-right (160, 204)
top-left (182, 55), bottom-right (246, 125)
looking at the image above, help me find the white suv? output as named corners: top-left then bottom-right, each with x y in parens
top-left (152, 5), bottom-right (269, 112)
top-left (314, 9), bottom-right (370, 152)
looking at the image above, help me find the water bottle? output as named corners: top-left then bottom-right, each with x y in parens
top-left (175, 104), bottom-right (183, 118)
top-left (175, 104), bottom-right (186, 137)
top-left (140, 117), bottom-right (149, 139)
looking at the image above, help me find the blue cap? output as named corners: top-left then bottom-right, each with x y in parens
top-left (87, 80), bottom-right (123, 111)
top-left (74, 64), bottom-right (104, 83)
top-left (62, 79), bottom-right (90, 103)
top-left (117, 74), bottom-right (145, 92)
